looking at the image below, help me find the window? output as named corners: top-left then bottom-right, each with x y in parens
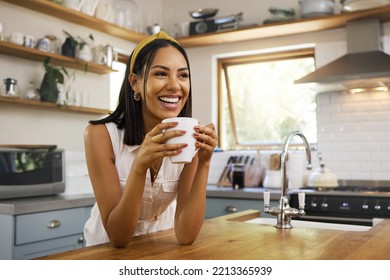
top-left (218, 48), bottom-right (317, 150)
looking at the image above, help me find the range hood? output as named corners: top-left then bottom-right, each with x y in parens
top-left (295, 17), bottom-right (390, 92)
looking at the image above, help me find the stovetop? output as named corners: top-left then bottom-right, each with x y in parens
top-left (289, 180), bottom-right (390, 222)
top-left (296, 180), bottom-right (390, 197)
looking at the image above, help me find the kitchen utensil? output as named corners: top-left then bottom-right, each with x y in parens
top-left (162, 117), bottom-right (199, 164)
top-left (24, 81), bottom-right (39, 100)
top-left (80, 0), bottom-right (99, 16)
top-left (77, 43), bottom-right (93, 61)
top-left (45, 35), bottom-right (61, 53)
top-left (95, 0), bottom-right (114, 22)
top-left (263, 153), bottom-right (282, 189)
top-left (180, 21), bottom-right (190, 37)
top-left (24, 35), bottom-right (36, 48)
top-left (2, 78), bottom-right (19, 97)
top-left (263, 170), bottom-right (281, 189)
top-left (263, 7), bottom-right (296, 24)
top-left (227, 162), bottom-right (245, 189)
top-left (62, 0), bottom-right (85, 11)
top-left (0, 22), bottom-right (4, 41)
top-left (341, 0), bottom-right (390, 12)
top-left (112, 0), bottom-right (139, 30)
top-left (9, 32), bottom-right (24, 45)
top-left (189, 8), bottom-right (219, 19)
top-left (307, 152), bottom-right (338, 188)
top-left (299, 0), bottom-right (335, 18)
top-left (37, 37), bottom-right (50, 52)
top-left (269, 153), bottom-right (280, 170)
top-left (93, 44), bottom-right (116, 66)
top-left (146, 24), bottom-right (162, 35)
top-left (245, 157), bottom-right (265, 187)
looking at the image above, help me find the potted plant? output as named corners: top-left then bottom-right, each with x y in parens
top-left (38, 57), bottom-right (69, 103)
top-left (61, 30), bottom-right (94, 61)
top-left (61, 31), bottom-right (78, 58)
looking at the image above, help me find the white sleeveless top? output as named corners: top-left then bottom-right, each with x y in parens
top-left (83, 122), bottom-right (185, 246)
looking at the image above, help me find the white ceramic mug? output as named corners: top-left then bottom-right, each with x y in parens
top-left (37, 38), bottom-right (50, 52)
top-left (10, 32), bottom-right (24, 45)
top-left (162, 117), bottom-right (199, 164)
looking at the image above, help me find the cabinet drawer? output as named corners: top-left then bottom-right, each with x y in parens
top-left (206, 198), bottom-right (263, 218)
top-left (15, 207), bottom-right (88, 245)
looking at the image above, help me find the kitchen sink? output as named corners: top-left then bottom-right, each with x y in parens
top-left (246, 217), bottom-right (373, 231)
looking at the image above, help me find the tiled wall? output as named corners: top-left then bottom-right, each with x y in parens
top-left (314, 34), bottom-right (390, 181)
top-left (317, 90), bottom-right (390, 180)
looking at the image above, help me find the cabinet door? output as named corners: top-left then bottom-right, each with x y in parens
top-left (12, 206), bottom-right (92, 259)
top-left (15, 207), bottom-right (88, 245)
top-left (13, 234), bottom-right (85, 260)
top-left (206, 198), bottom-right (264, 219)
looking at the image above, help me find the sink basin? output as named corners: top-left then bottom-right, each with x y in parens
top-left (246, 217), bottom-right (373, 231)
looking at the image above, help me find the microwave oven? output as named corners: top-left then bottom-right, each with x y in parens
top-left (0, 145), bottom-right (65, 199)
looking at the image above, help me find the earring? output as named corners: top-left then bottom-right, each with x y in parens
top-left (133, 92), bottom-right (141, 101)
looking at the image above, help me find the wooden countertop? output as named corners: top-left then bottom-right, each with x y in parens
top-left (39, 210), bottom-right (390, 260)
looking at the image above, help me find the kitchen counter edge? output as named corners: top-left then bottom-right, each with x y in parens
top-left (0, 193), bottom-right (96, 215)
top-left (207, 184), bottom-right (281, 200)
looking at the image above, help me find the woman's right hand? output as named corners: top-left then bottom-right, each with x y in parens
top-left (133, 121), bottom-right (188, 171)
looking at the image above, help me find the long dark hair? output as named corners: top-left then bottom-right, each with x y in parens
top-left (89, 39), bottom-right (192, 145)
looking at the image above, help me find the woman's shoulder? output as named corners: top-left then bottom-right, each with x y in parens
top-left (85, 123), bottom-right (109, 139)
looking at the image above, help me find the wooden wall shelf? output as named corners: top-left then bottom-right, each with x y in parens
top-left (0, 96), bottom-right (111, 115)
top-left (0, 41), bottom-right (115, 74)
top-left (177, 6), bottom-right (390, 47)
top-left (3, 0), bottom-right (390, 49)
top-left (2, 0), bottom-right (147, 43)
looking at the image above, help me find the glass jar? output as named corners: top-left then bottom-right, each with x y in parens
top-left (2, 78), bottom-right (19, 97)
top-left (112, 0), bottom-right (139, 31)
top-left (24, 81), bottom-right (39, 100)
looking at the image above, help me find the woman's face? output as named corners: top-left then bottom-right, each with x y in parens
top-left (135, 45), bottom-right (190, 130)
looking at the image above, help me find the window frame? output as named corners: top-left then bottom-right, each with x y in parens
top-left (217, 47), bottom-right (316, 150)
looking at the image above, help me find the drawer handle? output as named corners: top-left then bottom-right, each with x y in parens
top-left (225, 205), bottom-right (237, 213)
top-left (47, 219), bottom-right (61, 229)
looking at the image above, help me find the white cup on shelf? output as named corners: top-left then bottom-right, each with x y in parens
top-left (9, 32), bottom-right (24, 45)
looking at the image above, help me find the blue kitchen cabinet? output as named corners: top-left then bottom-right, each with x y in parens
top-left (0, 206), bottom-right (92, 260)
top-left (206, 197), bottom-right (276, 219)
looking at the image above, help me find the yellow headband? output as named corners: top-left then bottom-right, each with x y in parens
top-left (130, 31), bottom-right (179, 74)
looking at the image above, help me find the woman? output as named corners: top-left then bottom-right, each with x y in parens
top-left (83, 31), bottom-right (217, 248)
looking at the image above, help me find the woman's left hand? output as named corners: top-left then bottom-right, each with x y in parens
top-left (194, 123), bottom-right (217, 163)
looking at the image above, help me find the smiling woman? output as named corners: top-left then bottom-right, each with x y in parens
top-left (83, 32), bottom-right (217, 248)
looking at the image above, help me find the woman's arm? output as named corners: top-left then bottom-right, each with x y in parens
top-left (174, 123), bottom-right (217, 245)
top-left (85, 122), bottom-right (189, 247)
top-left (84, 124), bottom-right (147, 247)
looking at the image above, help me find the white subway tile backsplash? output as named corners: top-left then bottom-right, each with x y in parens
top-left (331, 113), bottom-right (350, 123)
top-left (358, 122), bottom-right (380, 132)
top-left (372, 151), bottom-right (390, 161)
top-left (369, 112), bottom-right (389, 121)
top-left (317, 86), bottom-right (390, 180)
top-left (340, 102), bottom-right (360, 112)
top-left (348, 112), bottom-right (368, 122)
top-left (368, 132), bottom-right (390, 141)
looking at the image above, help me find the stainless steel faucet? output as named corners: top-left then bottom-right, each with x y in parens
top-left (263, 130), bottom-right (312, 229)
